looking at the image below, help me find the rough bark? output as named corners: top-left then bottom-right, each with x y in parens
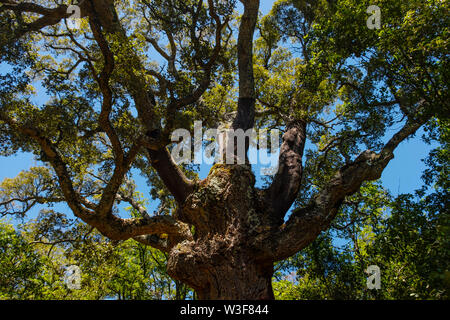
top-left (168, 165), bottom-right (275, 299)
top-left (265, 120), bottom-right (307, 223)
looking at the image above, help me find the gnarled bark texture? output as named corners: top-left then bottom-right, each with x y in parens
top-left (168, 165), bottom-right (275, 300)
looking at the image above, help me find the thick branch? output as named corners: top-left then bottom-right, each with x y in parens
top-left (265, 120), bottom-right (307, 222)
top-left (146, 148), bottom-right (195, 203)
top-left (81, 213), bottom-right (192, 244)
top-left (85, 1), bottom-right (195, 204)
top-left (1, 113), bottom-right (192, 249)
top-left (88, 15), bottom-right (124, 164)
top-left (232, 0), bottom-right (259, 131)
top-left (266, 117), bottom-right (429, 261)
top-left (0, 113), bottom-right (94, 221)
top-left (0, 1), bottom-right (71, 43)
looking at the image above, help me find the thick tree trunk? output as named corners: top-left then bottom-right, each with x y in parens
top-left (166, 164), bottom-right (276, 300)
top-left (189, 256), bottom-right (274, 300)
top-left (168, 240), bottom-right (275, 300)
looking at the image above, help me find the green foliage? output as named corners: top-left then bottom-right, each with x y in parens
top-left (273, 190), bottom-right (449, 300)
top-left (267, 1), bottom-right (448, 299)
top-left (0, 213), bottom-right (193, 300)
top-left (0, 220), bottom-right (44, 299)
top-left (257, 0), bottom-right (448, 193)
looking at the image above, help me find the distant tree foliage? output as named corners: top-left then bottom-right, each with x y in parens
top-left (0, 209), bottom-right (192, 300)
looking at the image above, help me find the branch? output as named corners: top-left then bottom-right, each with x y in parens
top-left (0, 196), bottom-right (64, 217)
top-left (264, 119), bottom-right (307, 222)
top-left (133, 234), bottom-right (171, 253)
top-left (0, 112), bottom-right (94, 221)
top-left (0, 1), bottom-right (87, 44)
top-left (88, 15), bottom-right (124, 164)
top-left (1, 111), bottom-right (194, 253)
top-left (81, 213), bottom-right (192, 245)
top-left (265, 116), bottom-right (430, 261)
top-left (162, 0), bottom-right (231, 134)
top-left (146, 148), bottom-right (195, 204)
top-left (232, 0), bottom-right (260, 131)
top-left (115, 193), bottom-right (150, 218)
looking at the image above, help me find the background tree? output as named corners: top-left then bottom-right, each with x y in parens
top-left (0, 0), bottom-right (448, 299)
top-left (273, 180), bottom-right (449, 300)
top-left (0, 220), bottom-right (44, 299)
top-left (1, 207), bottom-right (193, 300)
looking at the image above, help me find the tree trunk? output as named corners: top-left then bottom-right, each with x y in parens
top-left (168, 244), bottom-right (275, 300)
top-left (167, 164), bottom-right (276, 300)
top-left (184, 255), bottom-right (274, 300)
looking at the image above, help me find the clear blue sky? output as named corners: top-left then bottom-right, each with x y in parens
top-left (0, 1), bottom-right (435, 222)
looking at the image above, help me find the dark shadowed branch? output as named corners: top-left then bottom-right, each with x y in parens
top-left (232, 0), bottom-right (259, 131)
top-left (264, 119), bottom-right (307, 223)
top-left (265, 116), bottom-right (431, 261)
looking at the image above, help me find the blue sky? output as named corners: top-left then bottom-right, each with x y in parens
top-left (0, 1), bottom-right (435, 223)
